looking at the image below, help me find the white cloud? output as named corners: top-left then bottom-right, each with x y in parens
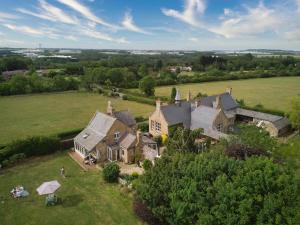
top-left (149, 26), bottom-right (180, 33)
top-left (3, 24), bottom-right (44, 35)
top-left (209, 2), bottom-right (281, 38)
top-left (122, 12), bottom-right (151, 35)
top-left (0, 39), bottom-right (24, 46)
top-left (65, 35), bottom-right (78, 41)
top-left (285, 29), bottom-right (300, 41)
top-left (16, 0), bottom-right (78, 25)
top-left (57, 0), bottom-right (116, 28)
top-left (82, 28), bottom-right (129, 43)
top-left (0, 12), bottom-right (19, 22)
top-left (188, 37), bottom-right (200, 42)
top-left (162, 0), bottom-right (206, 27)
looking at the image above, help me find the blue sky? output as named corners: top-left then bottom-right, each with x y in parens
top-left (0, 0), bottom-right (299, 50)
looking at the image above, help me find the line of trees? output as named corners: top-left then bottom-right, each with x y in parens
top-left (1, 53), bottom-right (300, 96)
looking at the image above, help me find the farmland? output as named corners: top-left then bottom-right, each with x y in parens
top-left (0, 92), bottom-right (154, 145)
top-left (0, 152), bottom-right (143, 225)
top-left (155, 77), bottom-right (300, 111)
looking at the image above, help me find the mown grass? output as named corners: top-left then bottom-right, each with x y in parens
top-left (0, 91), bottom-right (154, 145)
top-left (0, 152), bottom-right (143, 225)
top-left (155, 77), bottom-right (300, 111)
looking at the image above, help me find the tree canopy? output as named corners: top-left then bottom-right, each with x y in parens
top-left (137, 151), bottom-right (300, 225)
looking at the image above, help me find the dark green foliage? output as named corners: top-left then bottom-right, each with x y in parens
top-left (139, 76), bottom-right (155, 96)
top-left (170, 87), bottom-right (176, 103)
top-left (0, 136), bottom-right (60, 164)
top-left (153, 135), bottom-right (162, 147)
top-left (168, 127), bottom-right (203, 153)
top-left (103, 162), bottom-right (120, 183)
top-left (138, 122), bottom-right (149, 132)
top-left (228, 125), bottom-right (278, 154)
top-left (0, 74), bottom-right (79, 96)
top-left (142, 159), bottom-right (152, 171)
top-left (137, 151), bottom-right (300, 225)
top-left (1, 153), bottom-right (26, 167)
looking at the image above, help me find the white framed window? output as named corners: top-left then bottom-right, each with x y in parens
top-left (155, 121), bottom-right (161, 131)
top-left (217, 123), bottom-right (223, 132)
top-left (114, 132), bottom-right (120, 141)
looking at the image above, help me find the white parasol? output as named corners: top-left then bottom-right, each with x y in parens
top-left (36, 180), bottom-right (61, 195)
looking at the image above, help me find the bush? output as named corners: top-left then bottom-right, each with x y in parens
top-left (138, 122), bottom-right (149, 132)
top-left (0, 136), bottom-right (60, 163)
top-left (103, 162), bottom-right (120, 183)
top-left (135, 116), bottom-right (146, 123)
top-left (153, 136), bottom-right (162, 147)
top-left (142, 159), bottom-right (152, 171)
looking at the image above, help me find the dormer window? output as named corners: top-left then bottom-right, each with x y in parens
top-left (83, 133), bottom-right (89, 139)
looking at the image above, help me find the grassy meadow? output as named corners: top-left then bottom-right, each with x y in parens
top-left (0, 152), bottom-right (143, 225)
top-left (155, 77), bottom-right (300, 111)
top-left (0, 92), bottom-right (154, 145)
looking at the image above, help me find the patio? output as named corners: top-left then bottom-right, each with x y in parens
top-left (68, 151), bottom-right (97, 171)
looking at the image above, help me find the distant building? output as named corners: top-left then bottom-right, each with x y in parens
top-left (149, 88), bottom-right (291, 140)
top-left (169, 66), bottom-right (192, 73)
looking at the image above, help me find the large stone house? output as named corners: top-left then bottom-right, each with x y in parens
top-left (149, 88), bottom-right (290, 140)
top-left (74, 101), bottom-right (159, 163)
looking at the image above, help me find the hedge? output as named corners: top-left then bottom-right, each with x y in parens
top-left (0, 136), bottom-right (60, 165)
top-left (57, 128), bottom-right (83, 139)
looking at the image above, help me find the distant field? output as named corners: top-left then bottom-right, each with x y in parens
top-left (0, 92), bottom-right (154, 145)
top-left (155, 77), bottom-right (300, 111)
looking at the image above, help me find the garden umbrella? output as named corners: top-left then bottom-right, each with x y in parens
top-left (36, 180), bottom-right (61, 195)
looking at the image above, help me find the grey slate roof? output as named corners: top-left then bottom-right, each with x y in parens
top-left (74, 112), bottom-right (116, 152)
top-left (236, 108), bottom-right (282, 122)
top-left (160, 101), bottom-right (191, 128)
top-left (272, 117), bottom-right (291, 130)
top-left (114, 110), bottom-right (136, 127)
top-left (120, 133), bottom-right (136, 149)
top-left (200, 93), bottom-right (239, 111)
top-left (190, 106), bottom-right (219, 131)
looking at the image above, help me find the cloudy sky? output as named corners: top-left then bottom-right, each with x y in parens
top-left (0, 0), bottom-right (299, 50)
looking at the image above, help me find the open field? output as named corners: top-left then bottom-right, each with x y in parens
top-left (0, 152), bottom-right (143, 225)
top-left (0, 92), bottom-right (154, 145)
top-left (155, 77), bottom-right (300, 111)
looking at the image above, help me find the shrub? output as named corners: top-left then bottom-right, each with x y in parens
top-left (135, 116), bottom-right (146, 123)
top-left (122, 94), bottom-right (128, 100)
top-left (103, 162), bottom-right (120, 183)
top-left (138, 122), bottom-right (149, 132)
top-left (131, 172), bottom-right (139, 179)
top-left (142, 159), bottom-right (152, 171)
top-left (0, 136), bottom-right (60, 163)
top-left (153, 136), bottom-right (162, 147)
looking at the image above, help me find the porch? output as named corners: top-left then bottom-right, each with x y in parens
top-left (69, 150), bottom-right (98, 171)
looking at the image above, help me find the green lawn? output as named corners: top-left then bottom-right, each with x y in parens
top-left (0, 92), bottom-right (154, 145)
top-left (155, 77), bottom-right (300, 111)
top-left (0, 152), bottom-right (143, 225)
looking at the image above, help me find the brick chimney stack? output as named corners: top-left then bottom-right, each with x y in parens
top-left (226, 87), bottom-right (232, 95)
top-left (156, 99), bottom-right (161, 111)
top-left (107, 101), bottom-right (115, 116)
